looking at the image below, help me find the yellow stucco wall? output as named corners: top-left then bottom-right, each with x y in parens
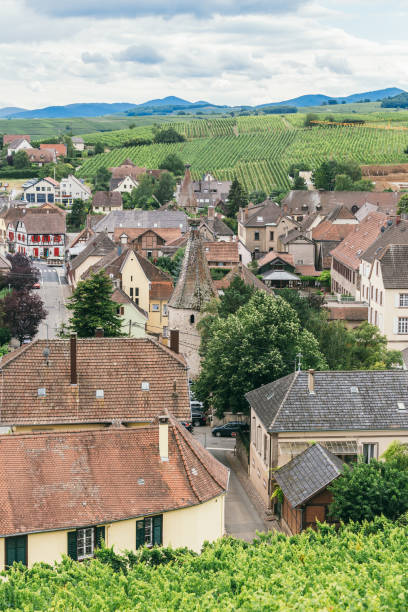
top-left (0, 497), bottom-right (225, 570)
top-left (121, 253), bottom-right (150, 312)
top-left (147, 299), bottom-right (169, 336)
top-left (72, 255), bottom-right (102, 287)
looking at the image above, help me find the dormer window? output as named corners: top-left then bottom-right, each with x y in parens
top-left (96, 389), bottom-right (104, 399)
top-left (257, 216), bottom-right (263, 222)
top-left (141, 381), bottom-right (149, 391)
top-left (37, 387), bottom-right (46, 397)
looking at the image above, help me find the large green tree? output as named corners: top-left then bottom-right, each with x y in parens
top-left (68, 198), bottom-right (88, 231)
top-left (227, 177), bottom-right (248, 217)
top-left (153, 128), bottom-right (185, 144)
top-left (159, 153), bottom-right (184, 176)
top-left (154, 172), bottom-right (176, 205)
top-left (194, 292), bottom-right (327, 416)
top-left (13, 150), bottom-right (30, 169)
top-left (38, 162), bottom-right (75, 181)
top-left (66, 271), bottom-right (123, 337)
top-left (397, 193), bottom-right (408, 215)
top-left (2, 290), bottom-right (47, 344)
top-left (93, 166), bottom-right (111, 191)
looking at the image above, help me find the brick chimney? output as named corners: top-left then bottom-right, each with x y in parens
top-left (95, 327), bottom-right (104, 337)
top-left (70, 333), bottom-right (77, 385)
top-left (208, 205), bottom-right (215, 220)
top-left (170, 329), bottom-right (179, 354)
top-left (158, 416), bottom-right (169, 461)
top-left (308, 369), bottom-right (315, 395)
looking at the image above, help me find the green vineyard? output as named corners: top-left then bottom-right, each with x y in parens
top-left (77, 115), bottom-right (408, 193)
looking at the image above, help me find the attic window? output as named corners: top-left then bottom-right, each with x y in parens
top-left (266, 391), bottom-right (275, 400)
top-left (37, 387), bottom-right (46, 397)
top-left (191, 468), bottom-right (198, 476)
top-left (397, 402), bottom-right (407, 411)
top-left (257, 216), bottom-right (263, 222)
top-left (96, 389), bottom-right (104, 399)
top-left (141, 381), bottom-right (150, 391)
top-left (350, 386), bottom-right (359, 393)
top-left (138, 478), bottom-right (145, 485)
top-left (154, 223), bottom-right (158, 227)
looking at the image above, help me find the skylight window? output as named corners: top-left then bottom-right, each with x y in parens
top-left (96, 389), bottom-right (104, 399)
top-left (141, 381), bottom-right (150, 391)
top-left (350, 386), bottom-right (359, 393)
top-left (397, 402), bottom-right (406, 411)
top-left (257, 216), bottom-right (263, 222)
top-left (37, 387), bottom-right (46, 397)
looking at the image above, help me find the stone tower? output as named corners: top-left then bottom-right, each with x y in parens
top-left (177, 164), bottom-right (198, 213)
top-left (168, 220), bottom-right (217, 378)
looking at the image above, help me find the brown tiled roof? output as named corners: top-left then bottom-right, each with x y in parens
top-left (113, 227), bottom-right (182, 245)
top-left (168, 227), bottom-right (217, 310)
top-left (203, 241), bottom-right (239, 265)
top-left (3, 134), bottom-right (30, 145)
top-left (378, 244), bottom-right (408, 289)
top-left (150, 281), bottom-right (174, 300)
top-left (0, 419), bottom-right (228, 537)
top-left (257, 251), bottom-right (294, 268)
top-left (109, 160), bottom-right (147, 180)
top-left (81, 246), bottom-right (127, 280)
top-left (69, 232), bottom-right (115, 272)
top-left (25, 148), bottom-right (55, 163)
top-left (330, 212), bottom-right (387, 270)
top-left (214, 263), bottom-right (274, 295)
top-left (244, 201), bottom-right (283, 227)
top-left (92, 191), bottom-right (122, 209)
top-left (361, 219), bottom-right (408, 263)
top-left (111, 287), bottom-right (148, 317)
top-left (312, 220), bottom-right (355, 242)
top-left (326, 205), bottom-right (357, 221)
top-left (40, 143), bottom-right (67, 157)
top-left (295, 265), bottom-right (319, 276)
top-left (200, 216), bottom-right (234, 237)
top-left (18, 209), bottom-right (66, 234)
top-left (279, 229), bottom-right (312, 245)
top-left (0, 338), bottom-right (189, 426)
top-left (325, 303), bottom-right (368, 321)
top-left (134, 251), bottom-right (173, 282)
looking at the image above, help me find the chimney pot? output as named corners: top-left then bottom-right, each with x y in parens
top-left (70, 333), bottom-right (77, 385)
top-left (95, 327), bottom-right (104, 338)
top-left (308, 369), bottom-right (315, 395)
top-left (159, 416), bottom-right (169, 461)
top-left (208, 205), bottom-right (215, 220)
top-left (170, 329), bottom-right (179, 354)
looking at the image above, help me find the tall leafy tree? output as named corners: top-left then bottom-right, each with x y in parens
top-left (397, 193), bottom-right (408, 215)
top-left (7, 253), bottom-right (40, 291)
top-left (66, 271), bottom-right (123, 337)
top-left (13, 150), bottom-right (30, 168)
top-left (68, 198), bottom-right (88, 231)
top-left (2, 290), bottom-right (47, 344)
top-left (227, 177), bottom-right (248, 217)
top-left (94, 142), bottom-right (105, 155)
top-left (93, 166), bottom-right (111, 191)
top-left (159, 153), bottom-right (184, 176)
top-left (194, 292), bottom-right (327, 416)
top-left (154, 172), bottom-right (176, 205)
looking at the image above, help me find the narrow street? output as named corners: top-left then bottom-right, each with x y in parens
top-left (35, 263), bottom-right (71, 339)
top-left (194, 427), bottom-right (267, 541)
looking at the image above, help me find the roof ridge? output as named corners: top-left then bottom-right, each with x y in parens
top-left (269, 371), bottom-right (298, 429)
top-left (171, 423), bottom-right (202, 502)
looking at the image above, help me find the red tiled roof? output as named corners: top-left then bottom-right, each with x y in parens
top-left (3, 134), bottom-right (30, 145)
top-left (150, 281), bottom-right (174, 300)
top-left (0, 338), bottom-right (189, 425)
top-left (40, 143), bottom-right (67, 157)
top-left (0, 419), bottom-right (228, 537)
top-left (312, 220), bottom-right (355, 242)
top-left (25, 148), bottom-right (55, 163)
top-left (295, 265), bottom-right (320, 276)
top-left (330, 212), bottom-right (387, 270)
top-left (113, 227), bottom-right (182, 244)
top-left (325, 304), bottom-right (368, 321)
top-left (257, 251), bottom-right (294, 268)
top-left (204, 241), bottom-right (239, 265)
top-left (213, 263), bottom-right (274, 294)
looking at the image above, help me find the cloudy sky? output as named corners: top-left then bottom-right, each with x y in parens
top-left (1, 0), bottom-right (407, 108)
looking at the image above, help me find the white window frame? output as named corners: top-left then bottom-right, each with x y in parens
top-left (77, 527), bottom-right (94, 561)
top-left (151, 304), bottom-right (160, 312)
top-left (144, 517), bottom-right (153, 547)
top-left (399, 294), bottom-right (408, 307)
top-left (363, 443), bottom-right (377, 464)
top-left (398, 317), bottom-right (408, 334)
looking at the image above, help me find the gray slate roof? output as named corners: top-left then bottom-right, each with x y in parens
top-left (70, 232), bottom-right (115, 271)
top-left (378, 244), bottom-right (408, 289)
top-left (282, 191), bottom-right (400, 216)
top-left (244, 201), bottom-right (283, 227)
top-left (361, 219), bottom-right (408, 263)
top-left (201, 216), bottom-right (234, 237)
top-left (274, 444), bottom-right (344, 508)
top-left (245, 370), bottom-right (408, 432)
top-left (93, 210), bottom-right (188, 234)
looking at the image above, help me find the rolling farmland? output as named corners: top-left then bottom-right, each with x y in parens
top-left (77, 115), bottom-right (408, 193)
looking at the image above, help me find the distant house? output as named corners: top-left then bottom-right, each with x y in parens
top-left (245, 369), bottom-right (408, 511)
top-left (39, 143), bottom-right (67, 158)
top-left (71, 136), bottom-right (85, 152)
top-left (0, 418), bottom-right (228, 568)
top-left (108, 159), bottom-right (164, 194)
top-left (213, 263), bottom-right (274, 296)
top-left (312, 206), bottom-right (357, 270)
top-left (199, 206), bottom-right (234, 242)
top-left (22, 177), bottom-right (60, 204)
top-left (324, 302), bottom-right (368, 329)
top-left (3, 134), bottom-right (31, 147)
top-left (25, 148), bottom-right (56, 166)
top-left (66, 232), bottom-right (116, 287)
top-left (277, 229), bottom-right (317, 275)
top-left (257, 252), bottom-right (300, 288)
top-left (57, 175), bottom-right (91, 207)
top-left (110, 175), bottom-right (139, 194)
top-left (8, 208), bottom-right (66, 259)
top-left (91, 209), bottom-right (188, 239)
top-left (7, 137), bottom-right (31, 156)
top-left (115, 227), bottom-right (183, 259)
top-left (203, 241), bottom-right (239, 270)
top-left (111, 287), bottom-right (148, 338)
top-left (92, 191), bottom-right (123, 213)
top-left (274, 444), bottom-right (343, 534)
top-left (192, 173), bottom-right (232, 208)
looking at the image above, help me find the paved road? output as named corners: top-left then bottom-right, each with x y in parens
top-left (193, 426), bottom-right (265, 541)
top-left (35, 263), bottom-right (71, 339)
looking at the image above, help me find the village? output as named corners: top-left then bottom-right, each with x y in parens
top-left (0, 125), bottom-right (407, 577)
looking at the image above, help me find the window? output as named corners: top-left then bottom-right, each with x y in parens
top-left (135, 288), bottom-right (139, 297)
top-left (190, 314), bottom-right (195, 324)
top-left (254, 231), bottom-right (260, 241)
top-left (163, 304), bottom-right (168, 316)
top-left (36, 187), bottom-right (40, 191)
top-left (251, 417), bottom-right (256, 444)
top-left (136, 515), bottom-right (162, 549)
top-left (263, 434), bottom-right (268, 462)
top-left (130, 288), bottom-right (133, 298)
top-left (256, 425), bottom-right (262, 453)
top-left (269, 231), bottom-right (274, 241)
top-left (376, 261), bottom-right (379, 275)
top-left (363, 444), bottom-right (376, 464)
top-left (163, 326), bottom-right (168, 338)
top-left (147, 251), bottom-right (152, 258)
top-left (67, 526), bottom-right (105, 561)
top-left (151, 304), bottom-right (159, 311)
top-left (375, 288), bottom-right (378, 303)
top-left (5, 535), bottom-right (27, 567)
top-left (398, 318), bottom-right (408, 334)
top-left (399, 294), bottom-right (408, 307)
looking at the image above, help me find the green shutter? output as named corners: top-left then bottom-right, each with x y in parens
top-left (95, 526), bottom-right (105, 549)
top-left (6, 536), bottom-right (27, 567)
top-left (67, 531), bottom-right (77, 560)
top-left (136, 520), bottom-right (145, 549)
top-left (153, 515), bottom-right (162, 546)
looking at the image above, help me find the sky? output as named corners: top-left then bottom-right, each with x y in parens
top-left (1, 0), bottom-right (408, 109)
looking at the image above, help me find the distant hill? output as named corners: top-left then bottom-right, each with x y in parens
top-left (8, 103), bottom-right (136, 119)
top-left (0, 107), bottom-right (26, 117)
top-left (381, 92), bottom-right (408, 109)
top-left (136, 96), bottom-right (192, 107)
top-left (259, 88), bottom-right (406, 108)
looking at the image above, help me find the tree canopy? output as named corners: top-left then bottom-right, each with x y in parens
top-left (312, 159), bottom-right (372, 191)
top-left (6, 253), bottom-right (40, 291)
top-left (226, 177), bottom-right (248, 217)
top-left (2, 290), bottom-right (47, 344)
top-left (397, 193), bottom-right (408, 215)
top-left (66, 271), bottom-right (123, 338)
top-left (67, 198), bottom-right (88, 231)
top-left (13, 150), bottom-right (30, 169)
top-left (93, 166), bottom-right (111, 191)
top-left (153, 128), bottom-right (186, 144)
top-left (159, 153), bottom-right (185, 176)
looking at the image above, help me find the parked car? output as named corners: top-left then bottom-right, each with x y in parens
top-left (211, 422), bottom-right (249, 437)
top-left (191, 411), bottom-right (207, 427)
top-left (190, 400), bottom-right (204, 411)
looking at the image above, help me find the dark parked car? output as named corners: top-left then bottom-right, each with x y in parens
top-left (191, 411), bottom-right (207, 427)
top-left (211, 422), bottom-right (249, 437)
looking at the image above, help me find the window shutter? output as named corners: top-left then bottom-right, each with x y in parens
top-left (95, 526), bottom-right (105, 549)
top-left (67, 531), bottom-right (77, 560)
top-left (6, 536), bottom-right (27, 567)
top-left (153, 515), bottom-right (163, 546)
top-left (393, 317), bottom-right (399, 334)
top-left (136, 520), bottom-right (145, 549)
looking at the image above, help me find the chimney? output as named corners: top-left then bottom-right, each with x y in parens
top-left (308, 369), bottom-right (315, 395)
top-left (158, 416), bottom-right (169, 461)
top-left (70, 333), bottom-right (77, 385)
top-left (208, 205), bottom-right (215, 220)
top-left (95, 327), bottom-right (104, 337)
top-left (170, 329), bottom-right (179, 354)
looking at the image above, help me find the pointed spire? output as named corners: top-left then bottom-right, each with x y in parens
top-left (178, 164), bottom-right (198, 212)
top-left (168, 220), bottom-right (216, 310)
